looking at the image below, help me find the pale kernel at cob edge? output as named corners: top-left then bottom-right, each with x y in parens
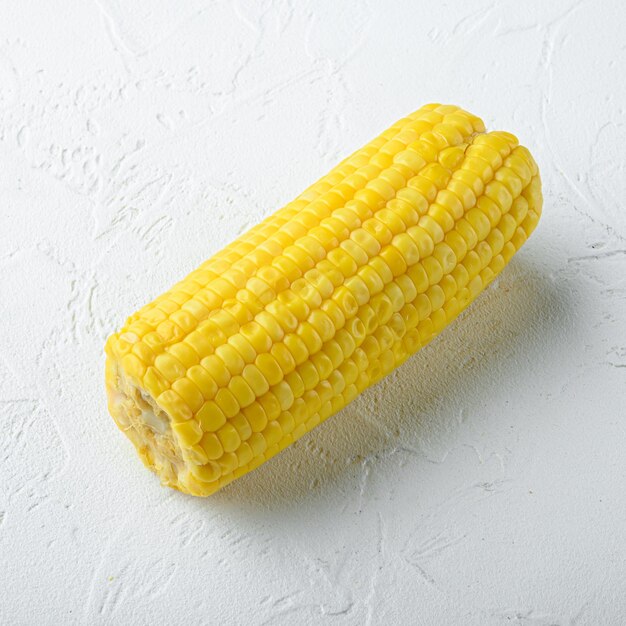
top-left (105, 104), bottom-right (542, 497)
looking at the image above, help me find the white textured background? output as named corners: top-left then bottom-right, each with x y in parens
top-left (1, 1), bottom-right (625, 624)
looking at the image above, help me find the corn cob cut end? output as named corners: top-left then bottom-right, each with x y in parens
top-left (105, 358), bottom-right (194, 494)
top-left (105, 104), bottom-right (542, 497)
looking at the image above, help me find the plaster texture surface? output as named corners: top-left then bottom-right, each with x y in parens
top-left (1, 1), bottom-right (625, 624)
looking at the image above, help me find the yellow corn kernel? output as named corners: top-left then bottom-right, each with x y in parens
top-left (196, 400), bottom-right (227, 432)
top-left (230, 413), bottom-right (252, 441)
top-left (186, 365), bottom-right (218, 400)
top-left (154, 353), bottom-right (186, 384)
top-left (121, 353), bottom-right (146, 382)
top-left (218, 452), bottom-right (238, 475)
top-left (200, 355), bottom-right (230, 387)
top-left (259, 393), bottom-right (281, 422)
top-left (217, 422), bottom-right (241, 453)
top-left (171, 378), bottom-right (204, 414)
top-left (243, 402), bottom-right (268, 433)
top-left (190, 461), bottom-right (221, 483)
top-left (199, 433), bottom-right (223, 460)
top-left (255, 353), bottom-right (283, 386)
top-left (227, 376), bottom-right (256, 409)
top-left (157, 389), bottom-right (192, 423)
top-left (172, 419), bottom-right (203, 448)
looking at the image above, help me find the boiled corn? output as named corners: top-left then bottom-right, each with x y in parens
top-left (105, 104), bottom-right (542, 496)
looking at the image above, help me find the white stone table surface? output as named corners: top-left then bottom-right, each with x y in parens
top-left (1, 1), bottom-right (625, 624)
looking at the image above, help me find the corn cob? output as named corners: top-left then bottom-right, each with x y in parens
top-left (105, 104), bottom-right (542, 497)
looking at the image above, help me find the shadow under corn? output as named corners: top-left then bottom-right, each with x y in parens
top-left (208, 254), bottom-right (571, 510)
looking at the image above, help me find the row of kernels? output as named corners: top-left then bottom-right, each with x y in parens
top-left (175, 143), bottom-right (510, 412)
top-left (183, 155), bottom-right (541, 490)
top-left (202, 320), bottom-right (366, 446)
top-left (133, 114), bottom-right (430, 360)
top-left (359, 190), bottom-right (530, 378)
top-left (149, 119), bottom-right (459, 373)
top-left (196, 113), bottom-right (439, 307)
top-left (135, 119), bottom-right (498, 426)
top-left (333, 167), bottom-right (539, 371)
